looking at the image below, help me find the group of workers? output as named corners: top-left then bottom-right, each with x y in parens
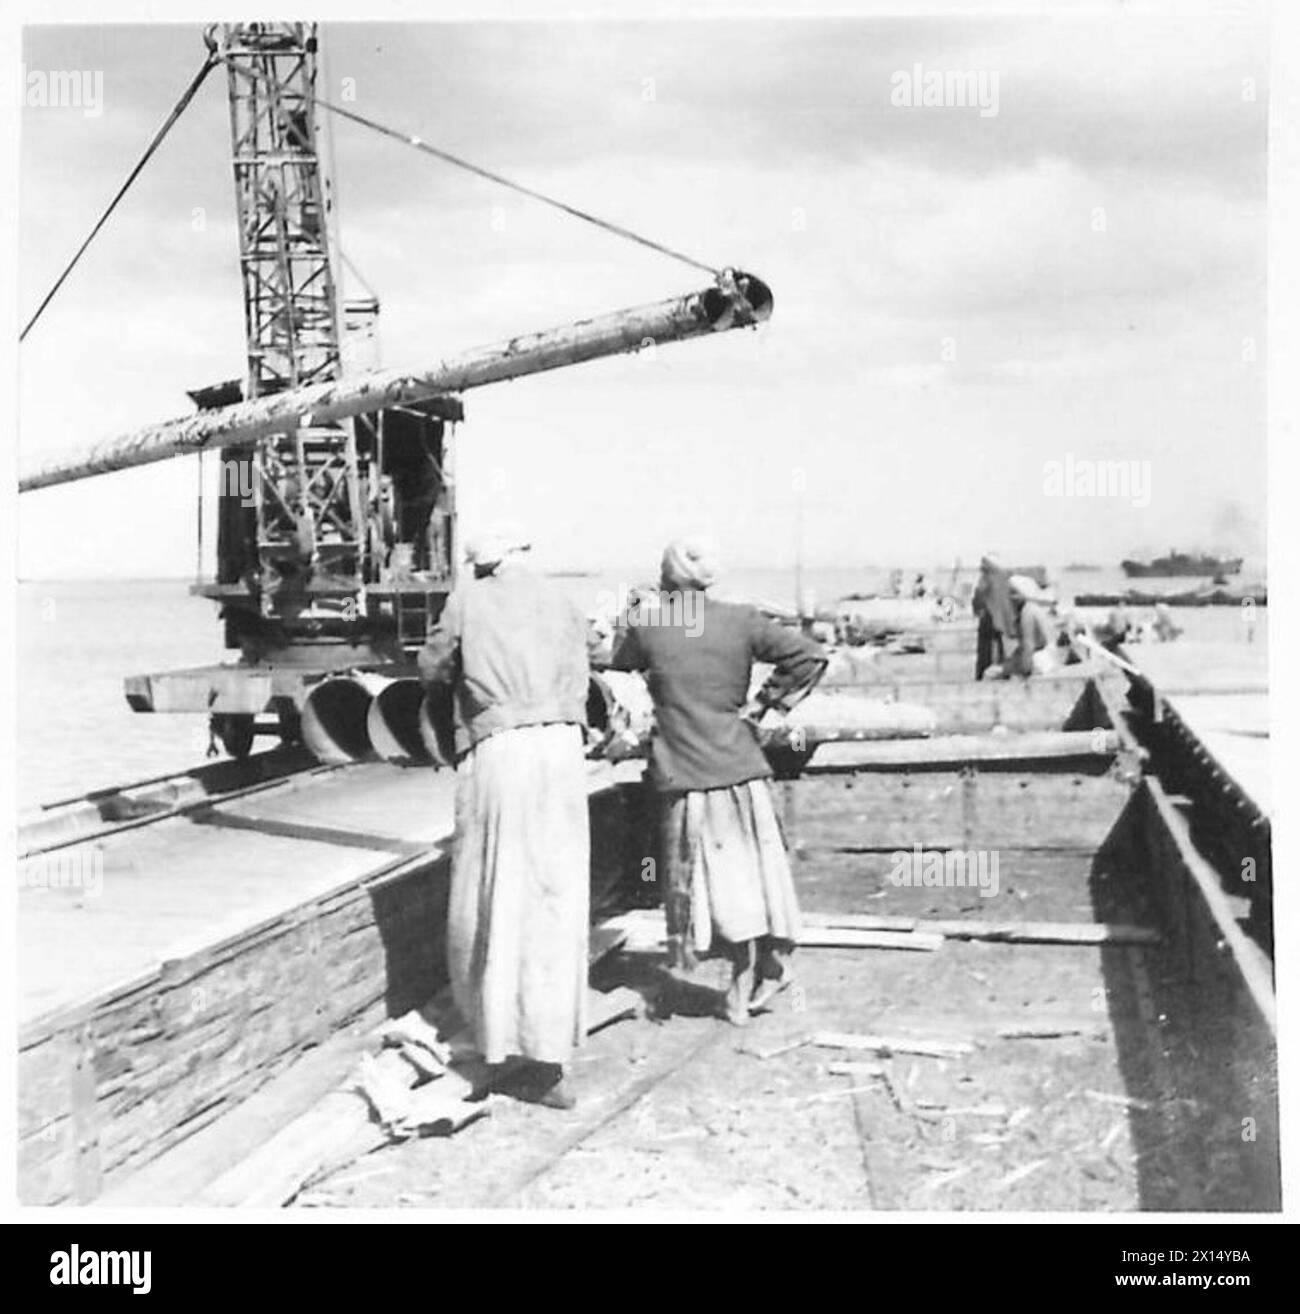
top-left (418, 536), bottom-right (1183, 1110)
top-left (973, 554), bottom-right (1183, 681)
top-left (971, 554), bottom-right (1061, 679)
top-left (418, 531), bottom-right (826, 1111)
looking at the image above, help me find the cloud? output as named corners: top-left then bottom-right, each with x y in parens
top-left (16, 15), bottom-right (1269, 577)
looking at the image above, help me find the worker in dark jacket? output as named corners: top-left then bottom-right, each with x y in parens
top-left (972, 553), bottom-right (1017, 679)
top-left (611, 539), bottom-right (827, 1024)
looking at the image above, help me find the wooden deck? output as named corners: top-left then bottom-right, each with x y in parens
top-left (17, 758), bottom-right (638, 1203)
top-left (18, 664), bottom-right (1277, 1210)
top-left (90, 721), bottom-right (1277, 1212)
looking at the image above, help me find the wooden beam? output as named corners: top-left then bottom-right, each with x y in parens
top-left (601, 910), bottom-right (941, 953)
top-left (797, 928), bottom-right (943, 952)
top-left (800, 911), bottom-right (1161, 946)
top-left (805, 729), bottom-right (1119, 771)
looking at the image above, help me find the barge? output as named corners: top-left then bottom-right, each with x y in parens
top-left (17, 644), bottom-right (1278, 1210)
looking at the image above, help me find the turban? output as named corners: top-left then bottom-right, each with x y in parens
top-left (464, 523), bottom-right (530, 571)
top-left (660, 538), bottom-right (719, 591)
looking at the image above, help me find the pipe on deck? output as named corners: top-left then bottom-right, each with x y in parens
top-left (366, 678), bottom-right (431, 764)
top-left (300, 675), bottom-right (383, 765)
top-left (20, 272), bottom-right (773, 493)
top-left (418, 688), bottom-right (456, 768)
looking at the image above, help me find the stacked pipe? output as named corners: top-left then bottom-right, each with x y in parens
top-left (297, 671), bottom-right (942, 767)
top-left (298, 671), bottom-right (655, 767)
top-left (300, 675), bottom-right (455, 767)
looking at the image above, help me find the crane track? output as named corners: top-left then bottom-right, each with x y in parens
top-left (17, 748), bottom-right (342, 859)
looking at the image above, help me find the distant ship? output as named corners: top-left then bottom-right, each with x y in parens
top-left (1062, 562), bottom-right (1101, 573)
top-left (1121, 551), bottom-right (1243, 579)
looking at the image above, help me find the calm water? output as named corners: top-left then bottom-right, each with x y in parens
top-left (15, 566), bottom-right (1266, 811)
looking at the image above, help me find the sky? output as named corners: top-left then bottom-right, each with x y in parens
top-left (14, 9), bottom-right (1269, 578)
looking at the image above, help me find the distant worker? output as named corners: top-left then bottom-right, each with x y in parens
top-left (988, 575), bottom-right (1058, 678)
top-left (1054, 609), bottom-right (1090, 665)
top-left (1152, 602), bottom-right (1183, 643)
top-left (972, 553), bottom-right (1016, 679)
top-left (1096, 602), bottom-right (1133, 653)
top-left (418, 525), bottom-right (591, 1110)
top-left (611, 538), bottom-right (828, 1025)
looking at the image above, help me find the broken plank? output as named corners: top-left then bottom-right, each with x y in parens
top-left (923, 920), bottom-right (1160, 946)
top-left (196, 983), bottom-right (636, 1208)
top-left (588, 986), bottom-right (643, 1033)
top-left (740, 1035), bottom-right (811, 1061)
top-left (915, 1104), bottom-right (1008, 1119)
top-left (997, 1020), bottom-right (1107, 1040)
top-left (995, 1158), bottom-right (1050, 1190)
top-left (197, 1087), bottom-right (386, 1208)
top-left (826, 1060), bottom-right (888, 1078)
top-left (812, 1031), bottom-right (975, 1059)
top-left (1085, 1089), bottom-right (1157, 1112)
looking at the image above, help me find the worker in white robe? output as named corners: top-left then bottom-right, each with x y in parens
top-left (418, 527), bottom-right (591, 1109)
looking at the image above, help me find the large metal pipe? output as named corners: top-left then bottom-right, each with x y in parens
top-left (774, 691), bottom-right (939, 743)
top-left (300, 675), bottom-right (381, 764)
top-left (19, 272), bottom-right (772, 493)
top-left (418, 688), bottom-right (456, 768)
top-left (367, 678), bottom-right (431, 763)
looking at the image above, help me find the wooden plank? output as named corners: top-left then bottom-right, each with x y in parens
top-left (811, 1031), bottom-right (975, 1059)
top-left (195, 983), bottom-right (644, 1209)
top-left (800, 911), bottom-right (1160, 946)
top-left (797, 928), bottom-right (943, 952)
top-left (806, 730), bottom-right (1117, 772)
top-left (826, 1061), bottom-right (888, 1078)
top-left (603, 911), bottom-right (939, 953)
top-left (995, 1019), bottom-right (1108, 1039)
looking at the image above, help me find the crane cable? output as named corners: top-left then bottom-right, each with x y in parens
top-left (21, 55), bottom-right (723, 342)
top-left (312, 96), bottom-right (722, 279)
top-left (19, 53), bottom-right (220, 343)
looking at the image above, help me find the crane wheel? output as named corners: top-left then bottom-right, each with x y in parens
top-left (212, 713), bottom-right (256, 760)
top-left (277, 707), bottom-right (303, 747)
